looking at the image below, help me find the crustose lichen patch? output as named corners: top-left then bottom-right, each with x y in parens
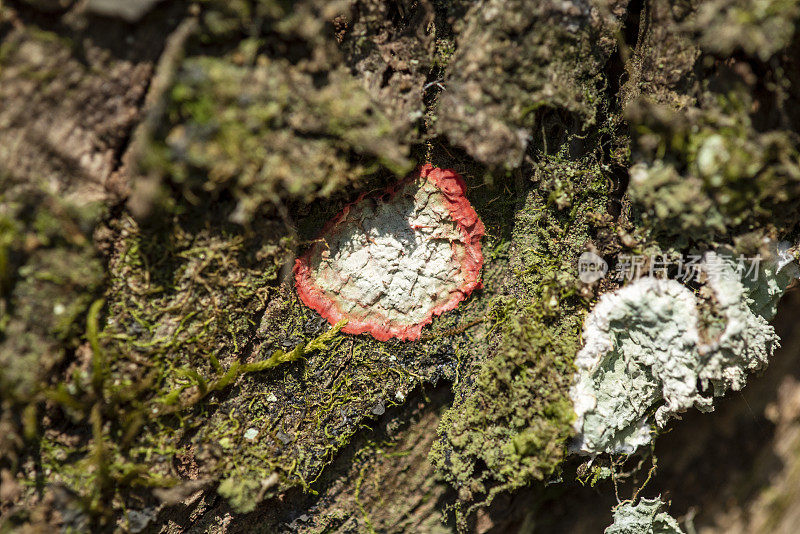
top-left (294, 164), bottom-right (484, 341)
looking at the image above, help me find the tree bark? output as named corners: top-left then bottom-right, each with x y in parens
top-left (2, 1), bottom-right (800, 533)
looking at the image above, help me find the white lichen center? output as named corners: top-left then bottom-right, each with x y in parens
top-left (309, 177), bottom-right (467, 325)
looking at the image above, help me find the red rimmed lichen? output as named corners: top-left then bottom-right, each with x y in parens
top-left (294, 164), bottom-right (485, 341)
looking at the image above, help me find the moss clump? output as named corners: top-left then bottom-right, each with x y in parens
top-left (0, 177), bottom-right (104, 401)
top-left (0, 177), bottom-right (105, 529)
top-left (431, 303), bottom-right (579, 502)
top-left (627, 101), bottom-right (800, 244)
top-left (138, 0), bottom-right (417, 223)
top-left (144, 54), bottom-right (411, 223)
top-left (691, 0), bottom-right (800, 61)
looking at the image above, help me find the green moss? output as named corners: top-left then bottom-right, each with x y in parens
top-left (0, 178), bottom-right (105, 402)
top-left (429, 152), bottom-right (611, 524)
top-left (692, 0), bottom-right (800, 61)
top-left (143, 53), bottom-right (412, 223)
top-left (138, 0), bottom-right (418, 223)
top-left (628, 101), bottom-right (800, 244)
top-left (431, 303), bottom-right (579, 497)
top-left (433, 37), bottom-right (456, 69)
top-left (0, 214), bottom-right (17, 303)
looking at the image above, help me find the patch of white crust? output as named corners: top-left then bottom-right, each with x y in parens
top-left (309, 177), bottom-right (467, 325)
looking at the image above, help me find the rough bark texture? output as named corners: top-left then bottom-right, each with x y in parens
top-left (2, 0), bottom-right (800, 533)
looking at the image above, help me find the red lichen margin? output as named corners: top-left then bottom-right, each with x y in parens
top-left (293, 164), bottom-right (485, 342)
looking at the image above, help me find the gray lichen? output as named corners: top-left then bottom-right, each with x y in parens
top-left (571, 249), bottom-right (793, 454)
top-left (605, 497), bottom-right (685, 534)
top-left (739, 240), bottom-right (800, 319)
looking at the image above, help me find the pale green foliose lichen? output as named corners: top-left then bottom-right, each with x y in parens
top-left (738, 240), bottom-right (800, 319)
top-left (604, 497), bottom-right (685, 534)
top-left (571, 249), bottom-right (795, 454)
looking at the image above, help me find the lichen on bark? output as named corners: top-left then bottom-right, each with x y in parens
top-left (605, 497), bottom-right (684, 534)
top-left (294, 165), bottom-right (484, 341)
top-left (3, 0), bottom-right (800, 532)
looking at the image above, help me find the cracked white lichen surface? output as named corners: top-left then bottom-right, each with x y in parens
top-left (571, 248), bottom-right (795, 454)
top-left (294, 165), bottom-right (483, 341)
top-left (316, 180), bottom-right (463, 322)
